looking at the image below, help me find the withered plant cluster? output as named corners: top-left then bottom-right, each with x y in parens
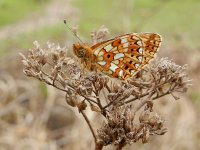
top-left (20, 26), bottom-right (189, 150)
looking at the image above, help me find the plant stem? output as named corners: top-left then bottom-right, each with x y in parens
top-left (115, 140), bottom-right (126, 150)
top-left (80, 110), bottom-right (97, 142)
top-left (95, 143), bottom-right (103, 150)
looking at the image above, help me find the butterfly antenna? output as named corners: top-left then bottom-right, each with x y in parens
top-left (63, 19), bottom-right (84, 44)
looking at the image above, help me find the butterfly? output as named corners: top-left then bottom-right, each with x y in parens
top-left (73, 33), bottom-right (161, 80)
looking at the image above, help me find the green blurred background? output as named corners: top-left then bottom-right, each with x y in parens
top-left (0, 0), bottom-right (199, 149)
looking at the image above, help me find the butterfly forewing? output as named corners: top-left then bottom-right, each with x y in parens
top-left (90, 33), bottom-right (161, 79)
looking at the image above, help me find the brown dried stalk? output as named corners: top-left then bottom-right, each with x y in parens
top-left (20, 26), bottom-right (190, 150)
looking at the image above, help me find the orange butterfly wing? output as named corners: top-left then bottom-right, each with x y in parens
top-left (91, 33), bottom-right (161, 79)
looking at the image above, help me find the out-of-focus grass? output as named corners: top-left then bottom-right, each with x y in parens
top-left (72, 0), bottom-right (113, 33)
top-left (0, 0), bottom-right (47, 28)
top-left (1, 0), bottom-right (200, 57)
top-left (189, 91), bottom-right (200, 103)
top-left (0, 24), bottom-right (67, 57)
top-left (141, 0), bottom-right (200, 47)
top-left (39, 82), bottom-right (48, 98)
top-left (73, 0), bottom-right (200, 48)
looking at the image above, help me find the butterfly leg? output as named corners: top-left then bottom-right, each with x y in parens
top-left (81, 59), bottom-right (86, 75)
top-left (93, 63), bottom-right (99, 77)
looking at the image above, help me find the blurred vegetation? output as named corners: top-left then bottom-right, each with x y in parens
top-left (0, 24), bottom-right (66, 56)
top-left (0, 0), bottom-right (46, 28)
top-left (1, 0), bottom-right (200, 56)
top-left (74, 0), bottom-right (200, 48)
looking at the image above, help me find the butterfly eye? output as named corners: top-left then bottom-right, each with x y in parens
top-left (78, 49), bottom-right (85, 58)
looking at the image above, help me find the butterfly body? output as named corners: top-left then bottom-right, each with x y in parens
top-left (73, 43), bottom-right (97, 71)
top-left (73, 33), bottom-right (161, 80)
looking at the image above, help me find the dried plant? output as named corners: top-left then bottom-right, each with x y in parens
top-left (20, 26), bottom-right (190, 150)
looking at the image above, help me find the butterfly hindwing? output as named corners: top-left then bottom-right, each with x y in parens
top-left (91, 33), bottom-right (161, 79)
top-left (137, 33), bottom-right (161, 66)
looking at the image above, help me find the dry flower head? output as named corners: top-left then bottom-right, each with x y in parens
top-left (20, 26), bottom-right (190, 150)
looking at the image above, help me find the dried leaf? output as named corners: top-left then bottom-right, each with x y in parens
top-left (65, 94), bottom-right (78, 107)
top-left (19, 52), bottom-right (27, 60)
top-left (90, 104), bottom-right (101, 112)
top-left (171, 92), bottom-right (180, 100)
top-left (78, 101), bottom-right (87, 112)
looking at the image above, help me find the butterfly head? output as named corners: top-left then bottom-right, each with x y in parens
top-left (73, 43), bottom-right (86, 58)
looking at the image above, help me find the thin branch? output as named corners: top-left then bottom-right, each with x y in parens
top-left (95, 143), bottom-right (103, 150)
top-left (34, 74), bottom-right (99, 104)
top-left (124, 92), bottom-right (149, 104)
top-left (105, 83), bottom-right (111, 93)
top-left (104, 92), bottom-right (149, 109)
top-left (133, 92), bottom-right (155, 113)
top-left (92, 82), bottom-right (107, 116)
top-left (80, 110), bottom-right (97, 142)
top-left (124, 77), bottom-right (178, 105)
